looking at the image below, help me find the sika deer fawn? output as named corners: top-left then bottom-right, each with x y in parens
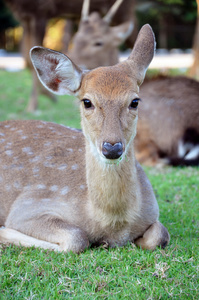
top-left (0, 25), bottom-right (170, 252)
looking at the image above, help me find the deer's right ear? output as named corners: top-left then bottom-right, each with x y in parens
top-left (30, 47), bottom-right (83, 95)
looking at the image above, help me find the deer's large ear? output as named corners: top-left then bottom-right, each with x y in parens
top-left (30, 47), bottom-right (83, 95)
top-left (128, 24), bottom-right (155, 85)
top-left (111, 21), bottom-right (134, 46)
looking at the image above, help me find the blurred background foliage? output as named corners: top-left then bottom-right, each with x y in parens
top-left (137, 0), bottom-right (197, 49)
top-left (0, 0), bottom-right (197, 52)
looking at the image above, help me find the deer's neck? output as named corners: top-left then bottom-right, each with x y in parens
top-left (85, 141), bottom-right (140, 225)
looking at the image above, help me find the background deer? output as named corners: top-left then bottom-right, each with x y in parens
top-left (0, 25), bottom-right (169, 252)
top-left (5, 0), bottom-right (135, 111)
top-left (135, 75), bottom-right (199, 166)
top-left (68, 0), bottom-right (134, 69)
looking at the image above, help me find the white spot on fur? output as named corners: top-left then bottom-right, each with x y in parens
top-left (60, 186), bottom-right (69, 195)
top-left (17, 130), bottom-right (23, 134)
top-left (33, 167), bottom-right (40, 174)
top-left (0, 139), bottom-right (5, 143)
top-left (46, 156), bottom-right (53, 160)
top-left (50, 185), bottom-right (59, 192)
top-left (5, 142), bottom-right (12, 149)
top-left (37, 184), bottom-right (46, 189)
top-left (80, 185), bottom-right (85, 190)
top-left (13, 182), bottom-right (21, 189)
top-left (5, 185), bottom-right (11, 191)
top-left (57, 164), bottom-right (67, 170)
top-left (30, 156), bottom-right (40, 163)
top-left (3, 165), bottom-right (9, 170)
top-left (21, 136), bottom-right (27, 140)
top-left (43, 162), bottom-right (54, 168)
top-left (22, 147), bottom-right (32, 154)
top-left (5, 150), bottom-right (13, 156)
top-left (71, 164), bottom-right (79, 170)
top-left (44, 142), bottom-right (52, 147)
top-left (0, 132), bottom-right (5, 136)
top-left (4, 125), bottom-right (10, 128)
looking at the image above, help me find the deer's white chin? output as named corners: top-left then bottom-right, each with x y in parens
top-left (100, 155), bottom-right (124, 165)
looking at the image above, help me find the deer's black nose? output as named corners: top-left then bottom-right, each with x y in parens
top-left (102, 142), bottom-right (123, 159)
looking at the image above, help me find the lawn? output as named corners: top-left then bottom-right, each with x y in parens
top-left (0, 69), bottom-right (198, 299)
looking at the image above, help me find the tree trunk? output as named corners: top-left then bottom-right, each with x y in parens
top-left (158, 16), bottom-right (167, 49)
top-left (189, 0), bottom-right (199, 80)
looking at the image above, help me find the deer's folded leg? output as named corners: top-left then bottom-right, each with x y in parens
top-left (134, 221), bottom-right (170, 250)
top-left (2, 215), bottom-right (89, 253)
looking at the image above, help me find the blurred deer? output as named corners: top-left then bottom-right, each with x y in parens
top-left (135, 75), bottom-right (199, 166)
top-left (0, 25), bottom-right (169, 252)
top-left (68, 0), bottom-right (133, 69)
top-left (5, 0), bottom-right (135, 111)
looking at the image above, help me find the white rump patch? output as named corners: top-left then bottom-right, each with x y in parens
top-left (185, 145), bottom-right (199, 160)
top-left (178, 140), bottom-right (199, 160)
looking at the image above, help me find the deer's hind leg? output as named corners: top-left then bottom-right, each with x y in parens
top-left (134, 221), bottom-right (170, 250)
top-left (3, 213), bottom-right (89, 253)
top-left (0, 227), bottom-right (60, 251)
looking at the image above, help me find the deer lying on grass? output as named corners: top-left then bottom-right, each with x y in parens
top-left (0, 25), bottom-right (170, 252)
top-left (135, 76), bottom-right (199, 166)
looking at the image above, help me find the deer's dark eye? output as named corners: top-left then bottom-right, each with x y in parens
top-left (82, 99), bottom-right (93, 109)
top-left (129, 98), bottom-right (140, 110)
top-left (94, 41), bottom-right (103, 47)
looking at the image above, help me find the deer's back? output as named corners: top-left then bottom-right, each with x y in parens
top-left (0, 120), bottom-right (86, 225)
top-left (138, 76), bottom-right (199, 155)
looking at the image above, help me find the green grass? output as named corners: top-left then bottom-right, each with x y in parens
top-left (0, 69), bottom-right (198, 299)
top-left (0, 69), bottom-right (81, 128)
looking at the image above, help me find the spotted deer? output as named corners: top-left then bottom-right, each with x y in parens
top-left (0, 25), bottom-right (170, 252)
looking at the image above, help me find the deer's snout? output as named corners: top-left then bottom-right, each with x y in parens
top-left (102, 142), bottom-right (123, 160)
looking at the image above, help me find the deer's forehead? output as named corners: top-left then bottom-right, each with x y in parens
top-left (81, 67), bottom-right (138, 99)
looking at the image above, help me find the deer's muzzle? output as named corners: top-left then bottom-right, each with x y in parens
top-left (102, 142), bottom-right (123, 160)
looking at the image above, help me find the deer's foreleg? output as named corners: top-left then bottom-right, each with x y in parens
top-left (134, 221), bottom-right (170, 250)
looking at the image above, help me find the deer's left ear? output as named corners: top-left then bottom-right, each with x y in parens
top-left (111, 21), bottom-right (134, 46)
top-left (127, 24), bottom-right (156, 86)
top-left (30, 47), bottom-right (83, 95)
